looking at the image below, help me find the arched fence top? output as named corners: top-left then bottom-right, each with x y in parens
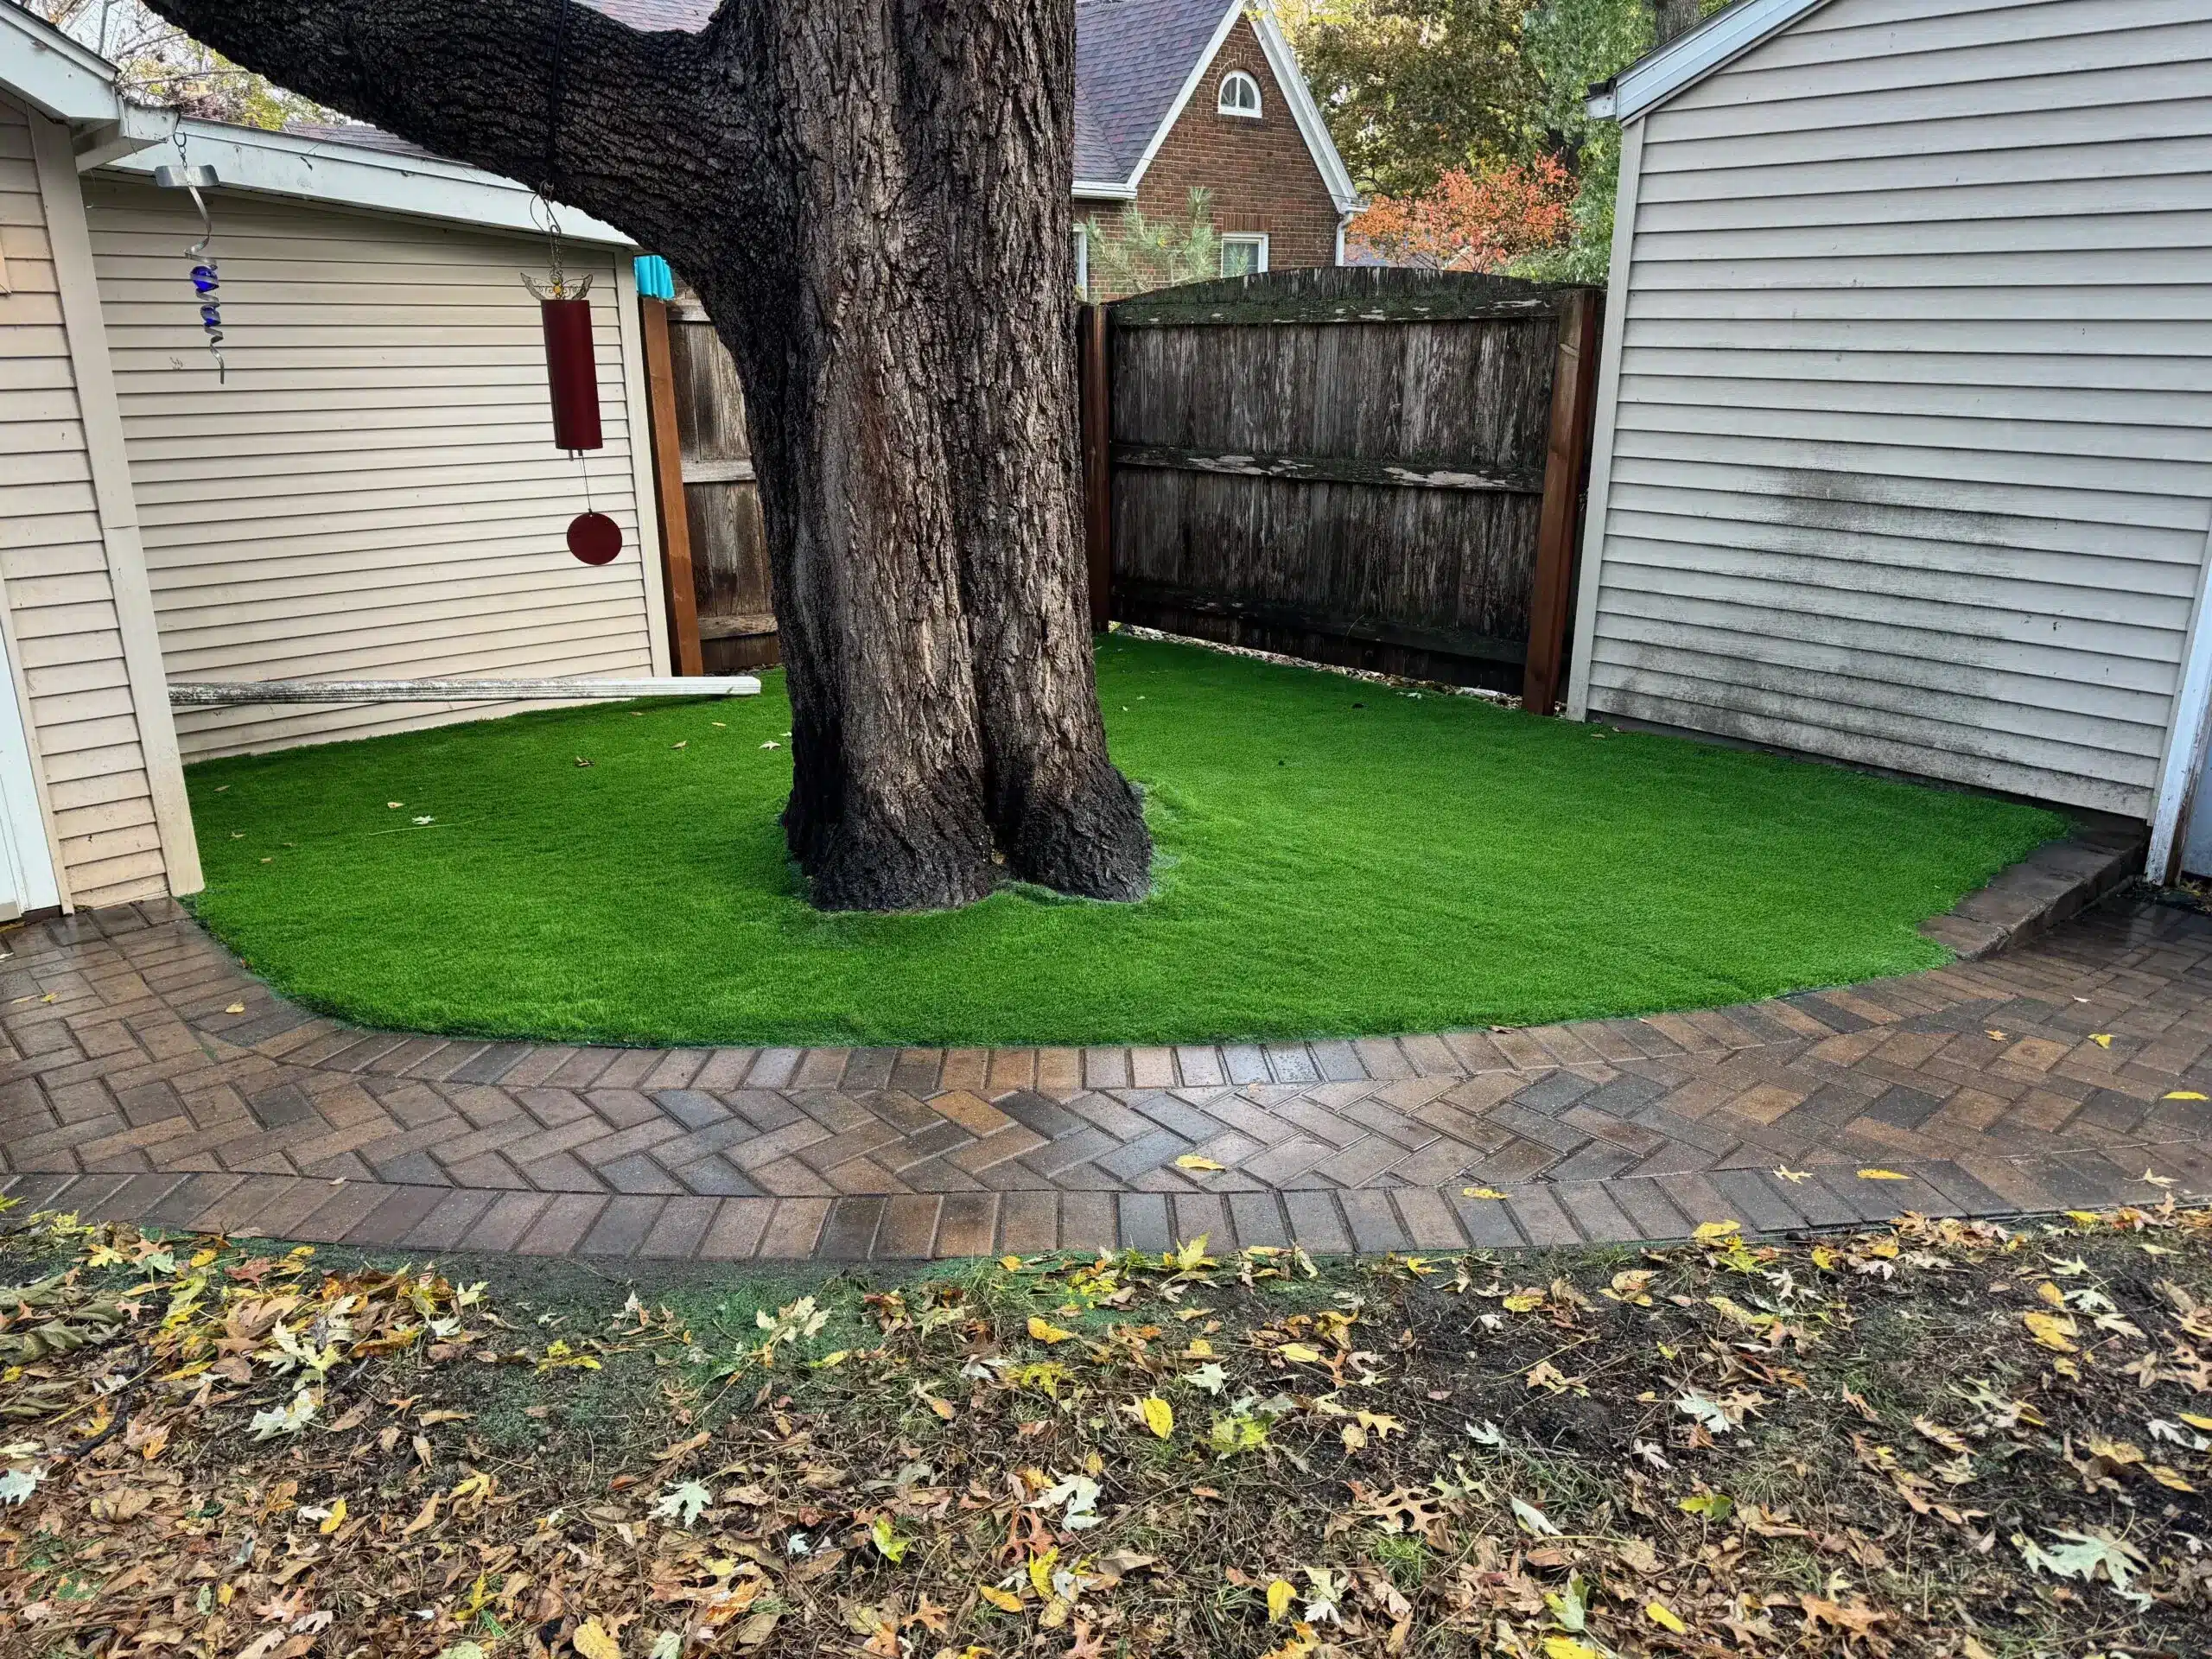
top-left (1109, 265), bottom-right (1599, 327)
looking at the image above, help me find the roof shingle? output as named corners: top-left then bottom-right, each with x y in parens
top-left (571, 0), bottom-right (1236, 186)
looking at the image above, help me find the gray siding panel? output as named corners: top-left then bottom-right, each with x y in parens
top-left (1578, 0), bottom-right (2212, 817)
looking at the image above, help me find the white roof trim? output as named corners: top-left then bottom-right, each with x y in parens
top-left (1603, 0), bottom-right (1835, 124)
top-left (1251, 1), bottom-right (1361, 214)
top-left (3, 8), bottom-right (623, 243)
top-left (1124, 0), bottom-right (1246, 194)
top-left (0, 3), bottom-right (123, 124)
top-left (98, 119), bottom-right (631, 245)
top-left (1072, 177), bottom-right (1140, 201)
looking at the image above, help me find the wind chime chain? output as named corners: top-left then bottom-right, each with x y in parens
top-left (525, 0), bottom-right (619, 566)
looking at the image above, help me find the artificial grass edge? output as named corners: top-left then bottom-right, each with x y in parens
top-left (179, 639), bottom-right (2070, 1050)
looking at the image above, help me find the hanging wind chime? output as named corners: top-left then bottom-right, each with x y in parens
top-left (151, 133), bottom-right (226, 384)
top-left (526, 0), bottom-right (620, 566)
top-left (524, 204), bottom-right (620, 565)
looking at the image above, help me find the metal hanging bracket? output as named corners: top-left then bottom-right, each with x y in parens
top-left (151, 137), bottom-right (226, 383)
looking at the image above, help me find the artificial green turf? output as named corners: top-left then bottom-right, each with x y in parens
top-left (182, 635), bottom-right (2067, 1047)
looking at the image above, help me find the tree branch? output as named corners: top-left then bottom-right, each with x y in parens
top-left (140, 0), bottom-right (734, 264)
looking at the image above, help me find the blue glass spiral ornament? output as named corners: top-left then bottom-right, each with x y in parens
top-left (153, 146), bottom-right (226, 384)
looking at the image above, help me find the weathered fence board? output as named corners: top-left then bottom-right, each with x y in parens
top-left (664, 298), bottom-right (779, 672)
top-left (641, 266), bottom-right (1602, 703)
top-left (1103, 266), bottom-right (1604, 695)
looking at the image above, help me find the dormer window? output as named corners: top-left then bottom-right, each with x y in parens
top-left (1217, 70), bottom-right (1262, 118)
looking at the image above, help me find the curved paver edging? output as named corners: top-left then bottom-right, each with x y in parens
top-left (1, 876), bottom-right (2208, 1262)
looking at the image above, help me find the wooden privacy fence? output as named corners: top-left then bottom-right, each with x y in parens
top-left (1079, 267), bottom-right (1604, 711)
top-left (639, 294), bottom-right (779, 677)
top-left (639, 267), bottom-right (1601, 712)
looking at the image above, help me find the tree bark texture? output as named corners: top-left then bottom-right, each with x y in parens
top-left (1653, 0), bottom-right (1704, 47)
top-left (145, 0), bottom-right (1152, 912)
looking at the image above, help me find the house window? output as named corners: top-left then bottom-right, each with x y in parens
top-left (1073, 225), bottom-right (1090, 297)
top-left (1217, 70), bottom-right (1262, 118)
top-left (1220, 233), bottom-right (1268, 277)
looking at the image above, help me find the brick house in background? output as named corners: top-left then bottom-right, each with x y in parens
top-left (1071, 0), bottom-right (1362, 295)
top-left (588, 0), bottom-right (1360, 298)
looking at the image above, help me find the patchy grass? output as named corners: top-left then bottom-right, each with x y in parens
top-left (3, 1200), bottom-right (2210, 1657)
top-left (179, 635), bottom-right (2064, 1048)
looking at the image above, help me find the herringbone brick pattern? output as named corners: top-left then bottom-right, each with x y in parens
top-left (3, 896), bottom-right (2210, 1259)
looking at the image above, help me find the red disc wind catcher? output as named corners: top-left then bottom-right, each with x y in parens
top-left (524, 199), bottom-right (619, 566)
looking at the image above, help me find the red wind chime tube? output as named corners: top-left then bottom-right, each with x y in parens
top-left (540, 296), bottom-right (603, 452)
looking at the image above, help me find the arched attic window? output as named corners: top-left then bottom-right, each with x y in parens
top-left (1217, 70), bottom-right (1262, 118)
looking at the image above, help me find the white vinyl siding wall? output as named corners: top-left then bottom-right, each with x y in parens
top-left (1572, 0), bottom-right (2212, 817)
top-left (0, 98), bottom-right (175, 906)
top-left (83, 181), bottom-right (661, 760)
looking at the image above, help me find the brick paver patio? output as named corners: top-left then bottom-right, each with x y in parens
top-left (3, 896), bottom-right (2210, 1260)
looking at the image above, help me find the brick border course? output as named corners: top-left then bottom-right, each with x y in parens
top-left (1, 884), bottom-right (2209, 1261)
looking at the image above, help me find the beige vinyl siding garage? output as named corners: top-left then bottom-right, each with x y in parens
top-left (84, 181), bottom-right (663, 760)
top-left (1569, 0), bottom-right (2212, 817)
top-left (1, 97), bottom-right (188, 906)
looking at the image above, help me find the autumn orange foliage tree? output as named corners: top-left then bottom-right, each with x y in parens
top-left (1345, 156), bottom-right (1575, 271)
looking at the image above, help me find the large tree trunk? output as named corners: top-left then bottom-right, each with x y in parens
top-left (144, 0), bottom-right (1152, 912)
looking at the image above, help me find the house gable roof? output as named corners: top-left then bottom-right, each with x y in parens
top-left (582, 0), bottom-right (1357, 208)
top-left (1589, 0), bottom-right (1834, 124)
top-left (1072, 0), bottom-right (1238, 185)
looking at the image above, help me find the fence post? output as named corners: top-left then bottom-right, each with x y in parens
top-left (1523, 287), bottom-right (1604, 717)
top-left (639, 296), bottom-right (705, 677)
top-left (1077, 302), bottom-right (1114, 632)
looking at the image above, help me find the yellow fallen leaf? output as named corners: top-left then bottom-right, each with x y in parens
top-left (1645, 1601), bottom-right (1688, 1635)
top-left (2090, 1033), bottom-right (2113, 1047)
top-left (1857, 1168), bottom-right (1909, 1181)
top-left (1028, 1548), bottom-right (1058, 1601)
top-left (1773, 1166), bottom-right (1810, 1183)
top-left (2022, 1310), bottom-right (2078, 1353)
top-left (2149, 1465), bottom-right (2197, 1493)
top-left (1543, 1639), bottom-right (1602, 1659)
top-left (1275, 1342), bottom-right (1325, 1364)
top-left (1185, 1338), bottom-right (1214, 1357)
top-left (317, 1497), bottom-right (346, 1535)
top-left (574, 1619), bottom-right (622, 1659)
top-left (2164, 1090), bottom-right (2207, 1101)
top-left (1267, 1579), bottom-right (1295, 1621)
top-left (225, 1003), bottom-right (246, 1015)
top-left (1027, 1317), bottom-right (1075, 1344)
top-left (1692, 1220), bottom-right (1741, 1241)
top-left (1139, 1395), bottom-right (1174, 1439)
top-left (1461, 1187), bottom-right (1508, 1199)
top-left (2178, 1412), bottom-right (2212, 1432)
top-left (1986, 1030), bottom-right (2006, 1041)
top-left (978, 1585), bottom-right (1023, 1612)
top-left (1174, 1154), bottom-right (1227, 1172)
top-left (1000, 1255), bottom-right (1023, 1271)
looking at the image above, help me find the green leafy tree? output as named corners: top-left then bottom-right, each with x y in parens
top-left (1278, 0), bottom-right (1541, 198)
top-left (1511, 0), bottom-right (1732, 283)
top-left (1084, 189), bottom-right (1224, 298)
